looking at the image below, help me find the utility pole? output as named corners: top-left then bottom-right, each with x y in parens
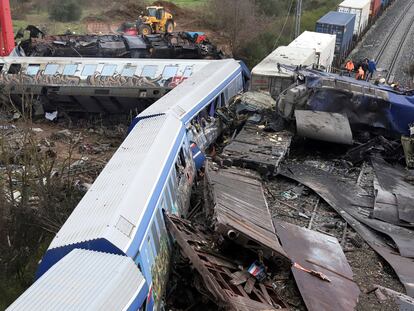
top-left (295, 0), bottom-right (302, 38)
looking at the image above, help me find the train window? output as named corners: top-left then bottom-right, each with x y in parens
top-left (121, 66), bottom-right (137, 77)
top-left (162, 66), bottom-right (178, 80)
top-left (101, 64), bottom-right (117, 76)
top-left (0, 64), bottom-right (4, 72)
top-left (151, 222), bottom-right (160, 253)
top-left (179, 148), bottom-right (187, 168)
top-left (183, 66), bottom-right (193, 77)
top-left (44, 64), bottom-right (59, 75)
top-left (8, 64), bottom-right (22, 74)
top-left (141, 65), bottom-right (157, 78)
top-left (82, 64), bottom-right (97, 76)
top-left (63, 64), bottom-right (78, 76)
top-left (221, 93), bottom-right (225, 106)
top-left (26, 64), bottom-right (40, 76)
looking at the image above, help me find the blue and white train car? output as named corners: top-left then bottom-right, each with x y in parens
top-left (7, 249), bottom-right (148, 311)
top-left (12, 59), bottom-right (247, 311)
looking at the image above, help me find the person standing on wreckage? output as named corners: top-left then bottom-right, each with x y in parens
top-left (366, 59), bottom-right (377, 81)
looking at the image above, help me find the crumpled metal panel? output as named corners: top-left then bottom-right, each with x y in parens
top-left (372, 157), bottom-right (414, 224)
top-left (295, 110), bottom-right (353, 145)
top-left (206, 164), bottom-right (288, 259)
top-left (281, 163), bottom-right (414, 258)
top-left (275, 220), bottom-right (360, 311)
top-left (280, 164), bottom-right (414, 297)
top-left (165, 215), bottom-right (288, 311)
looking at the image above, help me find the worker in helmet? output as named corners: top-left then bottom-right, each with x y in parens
top-left (356, 66), bottom-right (365, 80)
top-left (345, 59), bottom-right (354, 77)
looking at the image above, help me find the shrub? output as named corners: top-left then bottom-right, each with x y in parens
top-left (48, 0), bottom-right (82, 22)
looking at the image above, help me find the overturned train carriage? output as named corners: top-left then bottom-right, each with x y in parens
top-left (8, 59), bottom-right (248, 311)
top-left (277, 68), bottom-right (414, 137)
top-left (0, 57), bottom-right (213, 115)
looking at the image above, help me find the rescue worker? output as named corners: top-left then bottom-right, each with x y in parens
top-left (361, 58), bottom-right (369, 77)
top-left (345, 59), bottom-right (354, 76)
top-left (366, 59), bottom-right (377, 81)
top-left (356, 66), bottom-right (365, 80)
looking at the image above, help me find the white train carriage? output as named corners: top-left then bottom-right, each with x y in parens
top-left (26, 58), bottom-right (247, 311)
top-left (0, 57), bottom-right (213, 114)
top-left (7, 249), bottom-right (148, 311)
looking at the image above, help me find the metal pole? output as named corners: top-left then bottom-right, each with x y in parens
top-left (295, 0), bottom-right (302, 38)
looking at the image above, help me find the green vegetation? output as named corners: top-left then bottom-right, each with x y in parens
top-left (48, 0), bottom-right (82, 22)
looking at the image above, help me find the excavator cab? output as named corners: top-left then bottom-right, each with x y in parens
top-left (136, 6), bottom-right (175, 36)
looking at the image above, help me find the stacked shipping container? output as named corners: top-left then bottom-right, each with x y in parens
top-left (288, 31), bottom-right (336, 72)
top-left (338, 0), bottom-right (371, 36)
top-left (315, 11), bottom-right (356, 60)
top-left (370, 0), bottom-right (382, 18)
top-left (250, 46), bottom-right (316, 96)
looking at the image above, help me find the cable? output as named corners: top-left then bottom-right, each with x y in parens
top-left (272, 0), bottom-right (295, 51)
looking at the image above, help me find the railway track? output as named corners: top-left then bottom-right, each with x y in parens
top-left (376, 0), bottom-right (414, 81)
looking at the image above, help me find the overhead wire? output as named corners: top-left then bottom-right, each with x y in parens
top-left (272, 0), bottom-right (295, 51)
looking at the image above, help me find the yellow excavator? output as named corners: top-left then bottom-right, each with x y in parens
top-left (136, 6), bottom-right (175, 35)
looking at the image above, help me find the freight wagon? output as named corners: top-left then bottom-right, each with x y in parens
top-left (250, 45), bottom-right (316, 96)
top-left (316, 11), bottom-right (356, 61)
top-left (338, 0), bottom-right (371, 37)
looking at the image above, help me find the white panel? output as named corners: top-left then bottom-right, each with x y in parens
top-left (7, 249), bottom-right (145, 311)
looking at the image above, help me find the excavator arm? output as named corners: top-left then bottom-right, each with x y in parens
top-left (0, 0), bottom-right (15, 56)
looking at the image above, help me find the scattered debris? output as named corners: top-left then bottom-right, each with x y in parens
top-left (222, 125), bottom-right (292, 176)
top-left (165, 215), bottom-right (288, 311)
top-left (369, 285), bottom-right (414, 310)
top-left (279, 162), bottom-right (414, 296)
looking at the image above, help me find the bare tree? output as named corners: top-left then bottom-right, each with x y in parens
top-left (206, 0), bottom-right (269, 54)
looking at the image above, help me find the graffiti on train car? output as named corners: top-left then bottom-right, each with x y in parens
top-left (0, 71), bottom-right (189, 90)
top-left (151, 236), bottom-right (171, 305)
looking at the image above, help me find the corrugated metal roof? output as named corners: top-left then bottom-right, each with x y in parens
top-left (7, 249), bottom-right (146, 311)
top-left (252, 46), bottom-right (316, 76)
top-left (339, 0), bottom-right (370, 9)
top-left (139, 59), bottom-right (241, 121)
top-left (317, 11), bottom-right (356, 26)
top-left (49, 113), bottom-right (182, 251)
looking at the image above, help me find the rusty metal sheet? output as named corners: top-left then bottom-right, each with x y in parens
top-left (295, 110), bottom-right (353, 145)
top-left (280, 163), bottom-right (414, 258)
top-left (206, 164), bottom-right (287, 259)
top-left (372, 158), bottom-right (414, 224)
top-left (373, 177), bottom-right (400, 224)
top-left (165, 215), bottom-right (288, 311)
top-left (222, 125), bottom-right (292, 175)
top-left (279, 164), bottom-right (414, 297)
top-left (274, 220), bottom-right (360, 311)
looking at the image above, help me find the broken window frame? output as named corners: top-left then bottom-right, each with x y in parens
top-left (162, 65), bottom-right (179, 80)
top-left (26, 64), bottom-right (40, 76)
top-left (121, 66), bottom-right (137, 77)
top-left (141, 65), bottom-right (158, 79)
top-left (183, 66), bottom-right (193, 78)
top-left (44, 64), bottom-right (59, 75)
top-left (62, 64), bottom-right (78, 76)
top-left (101, 64), bottom-right (117, 77)
top-left (81, 64), bottom-right (98, 76)
top-left (8, 64), bottom-right (22, 74)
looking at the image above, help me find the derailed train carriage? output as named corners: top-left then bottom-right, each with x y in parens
top-left (7, 59), bottom-right (249, 310)
top-left (0, 57), bottom-right (214, 114)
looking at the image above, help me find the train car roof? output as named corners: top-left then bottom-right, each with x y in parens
top-left (139, 59), bottom-right (242, 123)
top-left (48, 114), bottom-right (183, 254)
top-left (7, 249), bottom-right (147, 311)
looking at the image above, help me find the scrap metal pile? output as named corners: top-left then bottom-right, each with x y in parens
top-left (17, 31), bottom-right (223, 59)
top-left (166, 90), bottom-right (414, 310)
